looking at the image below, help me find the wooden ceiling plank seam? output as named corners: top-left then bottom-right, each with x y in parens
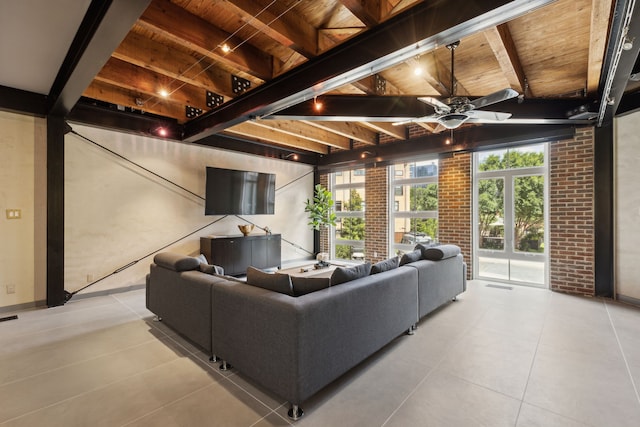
top-left (318, 27), bottom-right (364, 53)
top-left (83, 80), bottom-right (187, 122)
top-left (483, 24), bottom-right (528, 95)
top-left (95, 58), bottom-right (211, 113)
top-left (139, 0), bottom-right (273, 81)
top-left (250, 119), bottom-right (351, 149)
top-left (112, 31), bottom-right (240, 98)
top-left (225, 122), bottom-right (329, 153)
top-left (302, 120), bottom-right (378, 145)
top-left (361, 121), bottom-right (407, 140)
top-left (223, 0), bottom-right (318, 58)
top-left (587, 0), bottom-right (614, 95)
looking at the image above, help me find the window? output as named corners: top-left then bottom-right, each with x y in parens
top-left (390, 159), bottom-right (438, 256)
top-left (331, 169), bottom-right (365, 261)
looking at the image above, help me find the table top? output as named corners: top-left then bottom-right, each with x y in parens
top-left (278, 262), bottom-right (346, 278)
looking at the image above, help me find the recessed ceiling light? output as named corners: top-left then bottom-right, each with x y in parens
top-left (221, 43), bottom-right (231, 53)
top-left (159, 89), bottom-right (169, 98)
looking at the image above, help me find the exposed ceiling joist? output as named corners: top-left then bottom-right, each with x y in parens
top-left (183, 0), bottom-right (558, 142)
top-left (483, 24), bottom-right (528, 95)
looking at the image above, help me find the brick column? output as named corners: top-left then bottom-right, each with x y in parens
top-left (438, 152), bottom-right (473, 279)
top-left (549, 128), bottom-right (595, 295)
top-left (365, 166), bottom-right (388, 263)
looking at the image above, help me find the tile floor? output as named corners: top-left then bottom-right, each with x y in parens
top-left (1, 280), bottom-right (640, 426)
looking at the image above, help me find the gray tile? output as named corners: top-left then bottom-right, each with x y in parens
top-left (122, 380), bottom-right (274, 427)
top-left (438, 326), bottom-right (538, 399)
top-left (383, 369), bottom-right (521, 427)
top-left (2, 357), bottom-right (219, 427)
top-left (275, 344), bottom-right (433, 427)
top-left (516, 403), bottom-right (595, 427)
top-left (524, 343), bottom-right (640, 427)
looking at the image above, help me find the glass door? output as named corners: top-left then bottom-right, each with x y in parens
top-left (474, 145), bottom-right (548, 287)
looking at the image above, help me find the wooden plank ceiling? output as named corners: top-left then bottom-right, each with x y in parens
top-left (83, 0), bottom-right (614, 155)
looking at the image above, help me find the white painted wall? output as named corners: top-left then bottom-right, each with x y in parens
top-left (0, 111), bottom-right (46, 309)
top-left (65, 123), bottom-right (314, 296)
top-left (615, 111), bottom-right (640, 301)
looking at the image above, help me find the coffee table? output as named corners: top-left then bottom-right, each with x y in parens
top-left (278, 262), bottom-right (346, 278)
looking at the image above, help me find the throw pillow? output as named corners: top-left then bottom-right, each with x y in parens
top-left (399, 249), bottom-right (422, 266)
top-left (246, 266), bottom-right (294, 296)
top-left (291, 276), bottom-right (331, 296)
top-left (196, 253), bottom-right (208, 265)
top-left (199, 263), bottom-right (225, 275)
top-left (330, 262), bottom-right (372, 286)
top-left (423, 244), bottom-right (461, 260)
top-left (371, 256), bottom-right (399, 274)
top-left (414, 242), bottom-right (439, 259)
top-left (154, 252), bottom-right (201, 272)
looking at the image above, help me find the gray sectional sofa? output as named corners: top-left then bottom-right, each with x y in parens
top-left (146, 245), bottom-right (466, 419)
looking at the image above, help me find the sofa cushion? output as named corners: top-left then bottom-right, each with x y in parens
top-left (196, 253), bottom-right (208, 264)
top-left (154, 252), bottom-right (201, 272)
top-left (246, 266), bottom-right (294, 296)
top-left (371, 256), bottom-right (399, 274)
top-left (291, 276), bottom-right (331, 296)
top-left (199, 263), bottom-right (225, 275)
top-left (399, 249), bottom-right (422, 266)
top-left (423, 244), bottom-right (461, 260)
top-left (330, 262), bottom-right (372, 286)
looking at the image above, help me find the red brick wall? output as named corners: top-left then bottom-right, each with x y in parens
top-left (365, 166), bottom-right (388, 263)
top-left (438, 152), bottom-right (473, 279)
top-left (549, 127), bottom-right (595, 295)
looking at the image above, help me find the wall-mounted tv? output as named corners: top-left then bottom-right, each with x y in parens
top-left (205, 166), bottom-right (275, 215)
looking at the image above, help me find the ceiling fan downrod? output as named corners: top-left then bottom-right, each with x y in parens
top-left (446, 41), bottom-right (460, 97)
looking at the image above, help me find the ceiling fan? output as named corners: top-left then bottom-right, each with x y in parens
top-left (395, 41), bottom-right (519, 131)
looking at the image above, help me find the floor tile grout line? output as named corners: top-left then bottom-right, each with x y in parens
top-left (380, 302), bottom-right (490, 427)
top-left (118, 382), bottom-right (217, 427)
top-left (0, 336), bottom-right (161, 388)
top-left (0, 357), bottom-right (191, 425)
top-left (604, 300), bottom-right (640, 406)
top-left (513, 288), bottom-right (553, 427)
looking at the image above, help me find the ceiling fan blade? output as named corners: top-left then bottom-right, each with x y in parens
top-left (465, 110), bottom-right (512, 122)
top-left (392, 119), bottom-right (415, 126)
top-left (417, 97), bottom-right (451, 114)
top-left (470, 88), bottom-right (519, 109)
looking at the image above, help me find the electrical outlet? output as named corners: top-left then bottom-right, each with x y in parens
top-left (5, 209), bottom-right (21, 220)
top-left (6, 284), bottom-right (15, 294)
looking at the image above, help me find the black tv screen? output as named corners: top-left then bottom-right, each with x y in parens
top-left (205, 167), bottom-right (275, 215)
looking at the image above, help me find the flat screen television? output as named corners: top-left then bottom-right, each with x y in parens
top-left (205, 166), bottom-right (275, 215)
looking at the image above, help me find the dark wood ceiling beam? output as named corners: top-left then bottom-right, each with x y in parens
top-left (184, 0), bottom-right (558, 142)
top-left (222, 0), bottom-right (318, 58)
top-left (48, 0), bottom-right (151, 116)
top-left (0, 85), bottom-right (47, 116)
top-left (266, 95), bottom-right (597, 121)
top-left (138, 0), bottom-right (272, 81)
top-left (484, 24), bottom-right (529, 95)
top-left (113, 31), bottom-right (240, 98)
top-left (318, 124), bottom-right (578, 171)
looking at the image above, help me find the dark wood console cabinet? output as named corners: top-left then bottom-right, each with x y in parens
top-left (200, 234), bottom-right (281, 276)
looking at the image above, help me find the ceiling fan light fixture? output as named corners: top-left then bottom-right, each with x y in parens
top-left (438, 113), bottom-right (469, 129)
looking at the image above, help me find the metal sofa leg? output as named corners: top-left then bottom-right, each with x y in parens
top-left (209, 355), bottom-right (218, 363)
top-left (407, 323), bottom-right (417, 335)
top-left (288, 404), bottom-right (304, 420)
top-left (452, 296), bottom-right (458, 301)
top-left (219, 360), bottom-right (233, 371)
top-left (153, 315), bottom-right (162, 322)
